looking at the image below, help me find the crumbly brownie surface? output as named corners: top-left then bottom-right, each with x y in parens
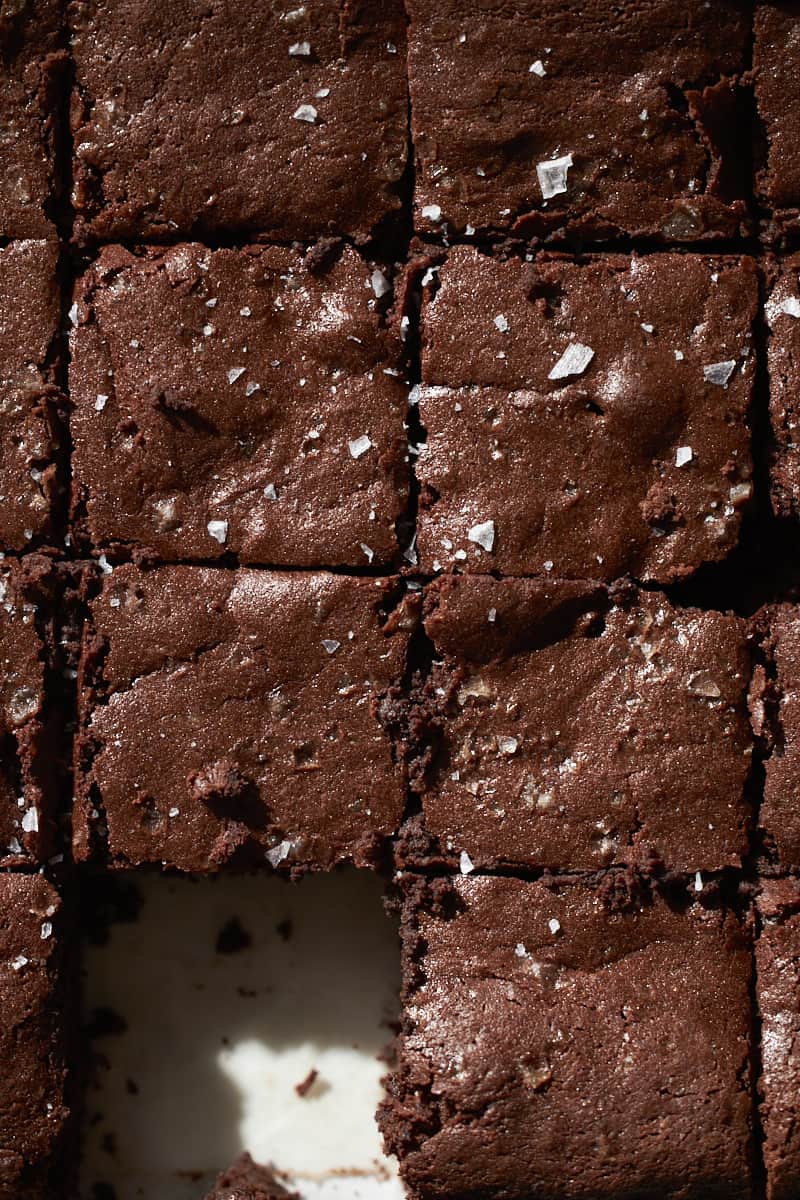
top-left (752, 605), bottom-right (800, 869)
top-left (70, 243), bottom-right (408, 567)
top-left (416, 247), bottom-right (757, 581)
top-left (404, 575), bottom-right (752, 874)
top-left (754, 4), bottom-right (800, 235)
top-left (69, 0), bottom-right (408, 243)
top-left (756, 878), bottom-right (800, 1200)
top-left (766, 255), bottom-right (800, 518)
top-left (75, 565), bottom-right (413, 871)
top-left (407, 0), bottom-right (750, 241)
top-left (204, 1152), bottom-right (297, 1200)
top-left (0, 556), bottom-right (60, 866)
top-left (381, 874), bottom-right (754, 1200)
top-left (0, 240), bottom-right (63, 551)
top-left (0, 874), bottom-right (71, 1199)
top-left (0, 0), bottom-right (62, 238)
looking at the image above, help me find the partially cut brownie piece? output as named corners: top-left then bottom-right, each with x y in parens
top-left (766, 255), bottom-right (800, 518)
top-left (0, 0), bottom-right (63, 238)
top-left (756, 878), bottom-right (800, 1200)
top-left (0, 240), bottom-right (63, 551)
top-left (403, 575), bottom-right (753, 874)
top-left (754, 4), bottom-right (800, 237)
top-left (204, 1153), bottom-right (297, 1200)
top-left (69, 0), bottom-right (408, 243)
top-left (416, 247), bottom-right (757, 581)
top-left (751, 605), bottom-right (800, 870)
top-left (380, 874), bottom-right (754, 1200)
top-left (70, 243), bottom-right (408, 568)
top-left (0, 874), bottom-right (73, 1199)
top-left (0, 556), bottom-right (60, 866)
top-left (75, 565), bottom-right (414, 871)
top-left (407, 0), bottom-right (751, 241)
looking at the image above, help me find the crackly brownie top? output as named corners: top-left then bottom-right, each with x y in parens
top-left (70, 243), bottom-right (408, 567)
top-left (752, 605), bottom-right (800, 870)
top-left (417, 247), bottom-right (757, 581)
top-left (755, 4), bottom-right (800, 225)
top-left (205, 1153), bottom-right (297, 1200)
top-left (0, 874), bottom-right (69, 1198)
top-left (0, 557), bottom-right (50, 866)
top-left (69, 0), bottom-right (408, 242)
top-left (0, 0), bottom-right (62, 238)
top-left (766, 255), bottom-right (800, 519)
top-left (407, 0), bottom-right (750, 241)
top-left (383, 874), bottom-right (753, 1200)
top-left (408, 574), bottom-right (752, 874)
top-left (0, 240), bottom-right (62, 550)
top-left (77, 565), bottom-right (413, 871)
top-left (756, 878), bottom-right (800, 1200)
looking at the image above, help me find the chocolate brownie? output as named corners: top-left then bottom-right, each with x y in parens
top-left (0, 0), bottom-right (63, 238)
top-left (766, 255), bottom-right (800, 519)
top-left (754, 3), bottom-right (800, 236)
top-left (755, 878), bottom-right (800, 1200)
top-left (380, 874), bottom-right (754, 1200)
top-left (416, 247), bottom-right (757, 582)
top-left (751, 605), bottom-right (800, 869)
top-left (70, 243), bottom-right (408, 567)
top-left (75, 564), bottom-right (414, 871)
top-left (0, 874), bottom-right (72, 1199)
top-left (404, 575), bottom-right (752, 874)
top-left (0, 557), bottom-right (61, 866)
top-left (0, 240), bottom-right (63, 551)
top-left (407, 0), bottom-right (750, 241)
top-left (69, 0), bottom-right (408, 243)
top-left (204, 1153), bottom-right (297, 1200)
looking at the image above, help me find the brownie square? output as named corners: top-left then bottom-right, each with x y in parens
top-left (756, 878), bottom-right (800, 1200)
top-left (75, 564), bottom-right (414, 871)
top-left (766, 255), bottom-right (800, 518)
top-left (0, 874), bottom-right (72, 1198)
top-left (0, 0), bottom-right (62, 238)
top-left (404, 575), bottom-right (753, 874)
top-left (205, 1154), bottom-right (297, 1200)
top-left (416, 247), bottom-right (757, 582)
top-left (407, 0), bottom-right (751, 241)
top-left (755, 4), bottom-right (800, 235)
top-left (381, 874), bottom-right (754, 1200)
top-left (70, 243), bottom-right (408, 568)
top-left (0, 557), bottom-right (60, 867)
top-left (0, 240), bottom-right (63, 551)
top-left (69, 0), bottom-right (408, 243)
top-left (752, 605), bottom-right (800, 869)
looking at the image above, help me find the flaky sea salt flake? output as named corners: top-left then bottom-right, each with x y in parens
top-left (289, 40), bottom-right (311, 55)
top-left (675, 446), bottom-right (693, 467)
top-left (348, 434), bottom-right (372, 459)
top-left (703, 360), bottom-right (736, 387)
top-left (468, 520), bottom-right (495, 552)
top-left (530, 59), bottom-right (546, 76)
top-left (293, 104), bottom-right (318, 123)
top-left (459, 850), bottom-right (475, 875)
top-left (207, 519), bottom-right (228, 544)
top-left (537, 153), bottom-right (573, 200)
top-left (227, 367), bottom-right (245, 384)
top-left (548, 342), bottom-right (594, 381)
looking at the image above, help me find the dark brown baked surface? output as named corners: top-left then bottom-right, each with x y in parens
top-left (766, 255), bottom-right (800, 517)
top-left (75, 564), bottom-right (413, 871)
top-left (0, 240), bottom-right (63, 552)
top-left (755, 4), bottom-right (800, 237)
top-left (381, 874), bottom-right (754, 1200)
top-left (204, 1152), bottom-right (297, 1200)
top-left (417, 247), bottom-right (757, 581)
top-left (69, 0), bottom-right (408, 243)
top-left (402, 574), bottom-right (753, 874)
top-left (0, 873), bottom-right (71, 1200)
top-left (70, 242), bottom-right (408, 568)
top-left (752, 605), bottom-right (800, 870)
top-left (407, 0), bottom-right (751, 242)
top-left (0, 0), bottom-right (62, 238)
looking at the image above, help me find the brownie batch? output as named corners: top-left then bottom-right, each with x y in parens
top-left (5, 1), bottom-right (800, 1198)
